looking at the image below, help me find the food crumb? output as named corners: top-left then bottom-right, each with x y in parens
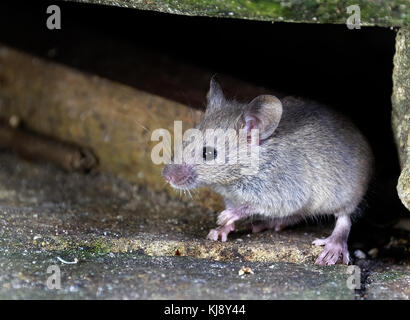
top-left (238, 267), bottom-right (254, 276)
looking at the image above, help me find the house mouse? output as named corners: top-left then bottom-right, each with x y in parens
top-left (162, 77), bottom-right (373, 265)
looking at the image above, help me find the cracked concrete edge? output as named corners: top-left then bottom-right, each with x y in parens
top-left (392, 26), bottom-right (410, 210)
top-left (0, 248), bottom-right (354, 300)
top-left (0, 44), bottom-right (224, 212)
top-left (15, 233), bottom-right (323, 264)
top-left (60, 0), bottom-right (410, 27)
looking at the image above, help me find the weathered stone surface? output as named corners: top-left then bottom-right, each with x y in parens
top-left (0, 248), bottom-right (353, 300)
top-left (1, 151), bottom-right (409, 300)
top-left (366, 264), bottom-right (410, 299)
top-left (392, 27), bottom-right (410, 210)
top-left (0, 152), bottom-right (354, 299)
top-left (0, 153), bottom-right (324, 265)
top-left (61, 0), bottom-right (410, 27)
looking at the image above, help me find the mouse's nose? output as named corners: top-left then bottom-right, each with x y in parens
top-left (162, 164), bottom-right (196, 188)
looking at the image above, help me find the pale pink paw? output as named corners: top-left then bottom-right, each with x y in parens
top-left (313, 237), bottom-right (350, 265)
top-left (206, 223), bottom-right (235, 242)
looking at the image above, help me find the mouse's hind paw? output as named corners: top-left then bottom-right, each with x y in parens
top-left (313, 237), bottom-right (350, 265)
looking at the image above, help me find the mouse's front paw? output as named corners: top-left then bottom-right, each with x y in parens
top-left (206, 223), bottom-right (235, 242)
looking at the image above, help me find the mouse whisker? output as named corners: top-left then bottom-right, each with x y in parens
top-left (134, 120), bottom-right (150, 133)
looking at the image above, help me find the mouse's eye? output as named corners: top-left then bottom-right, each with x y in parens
top-left (203, 146), bottom-right (217, 161)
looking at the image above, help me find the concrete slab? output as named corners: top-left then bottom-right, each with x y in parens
top-left (0, 248), bottom-right (353, 300)
top-left (0, 153), bottom-right (324, 264)
top-left (366, 264), bottom-right (410, 300)
top-left (0, 152), bottom-right (408, 299)
top-left (0, 152), bottom-right (358, 299)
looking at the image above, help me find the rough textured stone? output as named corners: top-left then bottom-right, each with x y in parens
top-left (0, 152), bottom-right (408, 300)
top-left (366, 264), bottom-right (410, 299)
top-left (0, 152), bottom-right (355, 299)
top-left (0, 248), bottom-right (353, 300)
top-left (61, 0), bottom-right (410, 27)
top-left (392, 26), bottom-right (410, 210)
top-left (0, 153), bottom-right (324, 265)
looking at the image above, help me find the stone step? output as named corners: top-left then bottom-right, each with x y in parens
top-left (0, 247), bottom-right (352, 300)
top-left (1, 152), bottom-right (409, 299)
top-left (0, 153), bottom-right (324, 264)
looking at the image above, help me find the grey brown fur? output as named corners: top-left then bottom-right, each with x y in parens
top-left (162, 78), bottom-right (374, 265)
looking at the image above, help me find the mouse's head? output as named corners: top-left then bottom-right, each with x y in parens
top-left (162, 77), bottom-right (283, 190)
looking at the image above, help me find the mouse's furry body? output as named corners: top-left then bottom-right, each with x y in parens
top-left (163, 78), bottom-right (374, 265)
top-left (212, 97), bottom-right (373, 221)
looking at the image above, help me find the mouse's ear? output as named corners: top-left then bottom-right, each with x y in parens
top-left (243, 95), bottom-right (282, 141)
top-left (206, 76), bottom-right (226, 111)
